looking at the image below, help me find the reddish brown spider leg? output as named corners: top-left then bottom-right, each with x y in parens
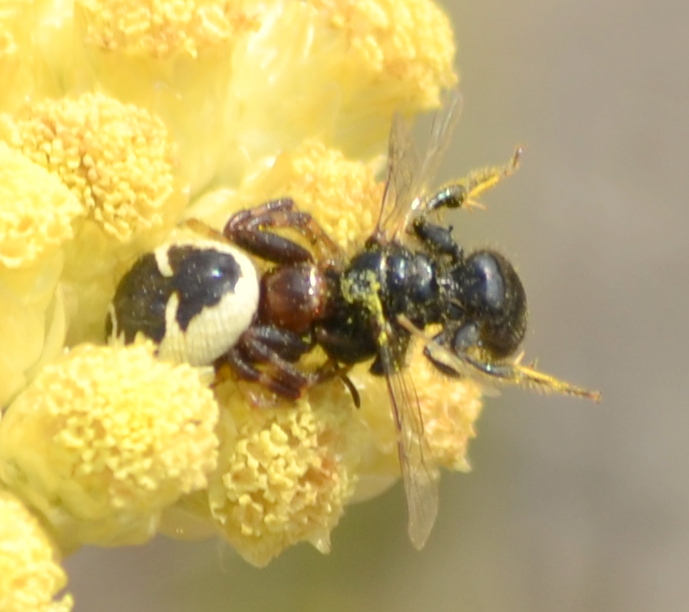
top-left (215, 326), bottom-right (315, 401)
top-left (216, 354), bottom-right (305, 401)
top-left (224, 198), bottom-right (342, 264)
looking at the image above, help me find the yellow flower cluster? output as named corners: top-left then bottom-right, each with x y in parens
top-left (0, 93), bottom-right (178, 242)
top-left (0, 343), bottom-right (219, 551)
top-left (0, 0), bottom-right (483, 605)
top-left (0, 144), bottom-right (80, 405)
top-left (0, 491), bottom-right (73, 612)
top-left (0, 90), bottom-right (182, 348)
top-left (205, 379), bottom-right (364, 566)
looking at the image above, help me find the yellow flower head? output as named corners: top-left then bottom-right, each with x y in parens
top-left (0, 92), bottom-right (184, 344)
top-left (0, 144), bottom-right (80, 404)
top-left (0, 92), bottom-right (178, 242)
top-left (76, 0), bottom-right (258, 58)
top-left (70, 0), bottom-right (259, 192)
top-left (218, 0), bottom-right (456, 174)
top-left (0, 490), bottom-right (73, 612)
top-left (310, 0), bottom-right (457, 109)
top-left (206, 380), bottom-right (362, 567)
top-left (0, 343), bottom-right (219, 550)
top-left (250, 140), bottom-right (385, 252)
top-left (0, 142), bottom-right (81, 269)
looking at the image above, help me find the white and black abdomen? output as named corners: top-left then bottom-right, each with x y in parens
top-left (106, 238), bottom-right (259, 366)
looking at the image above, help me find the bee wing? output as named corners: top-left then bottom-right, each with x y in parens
top-left (414, 88), bottom-right (463, 212)
top-left (375, 110), bottom-right (420, 242)
top-left (376, 318), bottom-right (439, 550)
top-left (375, 88), bottom-right (463, 242)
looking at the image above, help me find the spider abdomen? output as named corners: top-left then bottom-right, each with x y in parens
top-left (106, 239), bottom-right (259, 366)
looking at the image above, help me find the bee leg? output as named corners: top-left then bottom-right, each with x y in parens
top-left (426, 148), bottom-right (522, 212)
top-left (423, 323), bottom-right (480, 378)
top-left (224, 198), bottom-right (341, 264)
top-left (423, 329), bottom-right (460, 378)
top-left (425, 183), bottom-right (469, 211)
top-left (411, 217), bottom-right (463, 260)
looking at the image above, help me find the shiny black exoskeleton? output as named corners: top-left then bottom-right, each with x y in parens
top-left (212, 81), bottom-right (546, 410)
top-left (313, 228), bottom-right (527, 377)
top-left (315, 243), bottom-right (443, 369)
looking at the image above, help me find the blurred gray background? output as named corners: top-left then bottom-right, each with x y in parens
top-left (66, 1), bottom-right (689, 610)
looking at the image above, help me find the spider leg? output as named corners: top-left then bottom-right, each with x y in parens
top-left (215, 325), bottom-right (314, 402)
top-left (224, 198), bottom-right (341, 264)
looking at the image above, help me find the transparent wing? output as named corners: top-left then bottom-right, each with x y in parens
top-left (414, 88), bottom-right (463, 211)
top-left (375, 316), bottom-right (439, 549)
top-left (375, 88), bottom-right (463, 242)
top-left (374, 111), bottom-right (419, 242)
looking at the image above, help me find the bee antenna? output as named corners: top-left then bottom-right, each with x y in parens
top-left (340, 373), bottom-right (361, 409)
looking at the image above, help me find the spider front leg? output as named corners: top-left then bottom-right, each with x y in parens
top-left (224, 198), bottom-right (342, 264)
